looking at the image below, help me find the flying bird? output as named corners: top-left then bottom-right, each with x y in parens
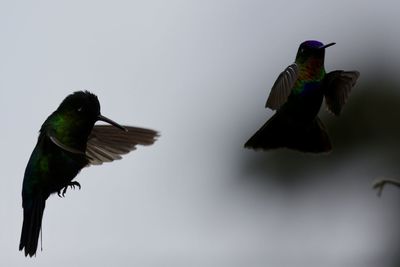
top-left (245, 40), bottom-right (359, 153)
top-left (19, 91), bottom-right (158, 257)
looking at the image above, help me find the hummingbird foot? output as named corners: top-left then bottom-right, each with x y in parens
top-left (373, 178), bottom-right (400, 197)
top-left (57, 181), bottom-right (82, 197)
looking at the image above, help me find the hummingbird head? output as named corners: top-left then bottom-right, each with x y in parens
top-left (57, 91), bottom-right (100, 124)
top-left (295, 40), bottom-right (335, 64)
top-left (42, 91), bottom-right (126, 149)
top-left (56, 91), bottom-right (126, 131)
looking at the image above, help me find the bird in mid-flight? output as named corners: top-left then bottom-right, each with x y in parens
top-left (245, 40), bottom-right (359, 153)
top-left (19, 91), bottom-right (159, 257)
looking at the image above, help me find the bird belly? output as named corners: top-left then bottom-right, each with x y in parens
top-left (286, 81), bottom-right (324, 121)
top-left (22, 142), bottom-right (87, 200)
top-left (46, 151), bottom-right (86, 193)
top-left (285, 87), bottom-right (324, 123)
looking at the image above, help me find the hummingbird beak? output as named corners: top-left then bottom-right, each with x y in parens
top-left (319, 42), bottom-right (336, 49)
top-left (97, 114), bottom-right (128, 132)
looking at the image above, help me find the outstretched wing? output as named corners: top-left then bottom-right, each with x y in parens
top-left (323, 70), bottom-right (360, 116)
top-left (265, 63), bottom-right (299, 110)
top-left (86, 125), bottom-right (159, 165)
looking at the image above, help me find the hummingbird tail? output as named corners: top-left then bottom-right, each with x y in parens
top-left (244, 114), bottom-right (332, 153)
top-left (19, 196), bottom-right (46, 257)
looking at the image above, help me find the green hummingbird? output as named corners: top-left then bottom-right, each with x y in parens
top-left (19, 91), bottom-right (159, 257)
top-left (245, 40), bottom-right (360, 153)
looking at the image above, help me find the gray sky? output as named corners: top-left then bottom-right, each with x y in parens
top-left (1, 1), bottom-right (400, 266)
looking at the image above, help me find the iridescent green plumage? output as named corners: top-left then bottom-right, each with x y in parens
top-left (245, 40), bottom-right (359, 152)
top-left (20, 91), bottom-right (159, 257)
top-left (292, 61), bottom-right (325, 95)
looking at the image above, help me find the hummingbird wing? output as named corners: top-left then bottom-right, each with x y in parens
top-left (265, 63), bottom-right (298, 110)
top-left (48, 133), bottom-right (87, 155)
top-left (323, 70), bottom-right (360, 116)
top-left (86, 125), bottom-right (158, 165)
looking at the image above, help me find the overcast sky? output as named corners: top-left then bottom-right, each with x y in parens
top-left (1, 1), bottom-right (400, 266)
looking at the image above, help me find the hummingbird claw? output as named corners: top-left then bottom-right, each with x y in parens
top-left (57, 181), bottom-right (81, 197)
top-left (71, 181), bottom-right (81, 190)
top-left (62, 187), bottom-right (67, 197)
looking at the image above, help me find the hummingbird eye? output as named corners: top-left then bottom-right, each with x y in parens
top-left (77, 106), bottom-right (83, 112)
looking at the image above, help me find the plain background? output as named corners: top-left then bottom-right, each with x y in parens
top-left (1, 1), bottom-right (399, 266)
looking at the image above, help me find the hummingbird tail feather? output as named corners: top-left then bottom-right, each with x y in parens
top-left (295, 117), bottom-right (332, 153)
top-left (244, 113), bottom-right (332, 153)
top-left (19, 196), bottom-right (46, 257)
top-left (244, 112), bottom-right (288, 150)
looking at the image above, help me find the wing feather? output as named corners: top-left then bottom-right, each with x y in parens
top-left (265, 63), bottom-right (299, 110)
top-left (86, 125), bottom-right (159, 165)
top-left (323, 70), bottom-right (360, 116)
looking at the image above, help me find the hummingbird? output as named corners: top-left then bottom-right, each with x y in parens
top-left (244, 40), bottom-right (360, 153)
top-left (19, 91), bottom-right (159, 257)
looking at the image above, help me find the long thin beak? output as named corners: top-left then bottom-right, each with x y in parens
top-left (97, 114), bottom-right (128, 132)
top-left (319, 42), bottom-right (336, 49)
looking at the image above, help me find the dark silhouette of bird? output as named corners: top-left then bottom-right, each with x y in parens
top-left (19, 91), bottom-right (158, 257)
top-left (245, 40), bottom-right (359, 153)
